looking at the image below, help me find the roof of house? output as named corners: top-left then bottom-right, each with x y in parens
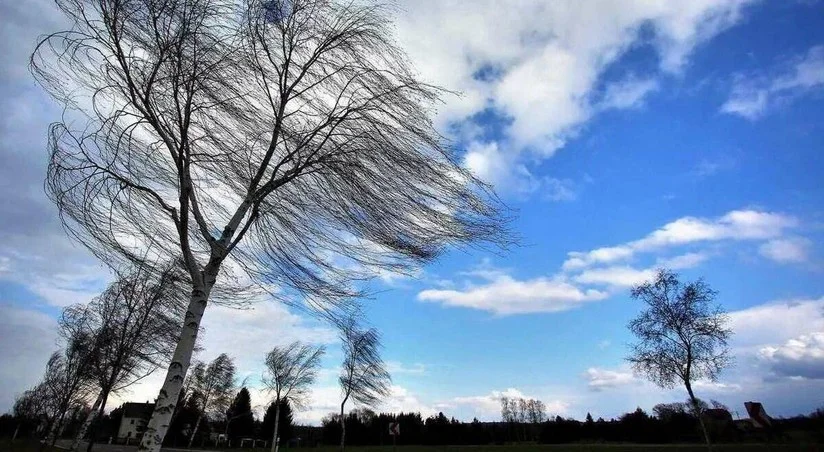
top-left (121, 402), bottom-right (155, 419)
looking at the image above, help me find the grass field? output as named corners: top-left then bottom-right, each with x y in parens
top-left (2, 441), bottom-right (821, 452)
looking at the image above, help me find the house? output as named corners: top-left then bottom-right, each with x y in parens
top-left (117, 402), bottom-right (155, 440)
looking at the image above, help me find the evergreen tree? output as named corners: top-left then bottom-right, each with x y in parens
top-left (262, 400), bottom-right (294, 446)
top-left (226, 388), bottom-right (255, 441)
top-left (586, 413), bottom-right (594, 424)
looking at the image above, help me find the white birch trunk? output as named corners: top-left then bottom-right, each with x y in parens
top-left (137, 285), bottom-right (209, 452)
top-left (71, 392), bottom-right (103, 451)
top-left (188, 414), bottom-right (203, 448)
top-left (270, 401), bottom-right (281, 452)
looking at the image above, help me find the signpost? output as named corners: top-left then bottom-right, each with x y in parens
top-left (389, 423), bottom-right (400, 452)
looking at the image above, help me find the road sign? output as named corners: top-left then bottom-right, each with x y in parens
top-left (389, 422), bottom-right (400, 436)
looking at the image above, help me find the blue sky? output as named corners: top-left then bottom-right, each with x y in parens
top-left (1, 0), bottom-right (823, 424)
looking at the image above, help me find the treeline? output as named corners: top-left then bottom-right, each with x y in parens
top-left (318, 404), bottom-right (824, 446)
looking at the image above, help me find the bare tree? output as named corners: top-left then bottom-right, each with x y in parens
top-left (69, 263), bottom-right (186, 452)
top-left (527, 399), bottom-right (546, 424)
top-left (40, 344), bottom-right (95, 450)
top-left (338, 320), bottom-right (390, 452)
top-left (31, 1), bottom-right (507, 449)
top-left (35, 309), bottom-right (100, 450)
top-left (13, 384), bottom-right (59, 443)
top-left (627, 269), bottom-right (732, 452)
top-left (263, 342), bottom-right (324, 452)
top-left (187, 353), bottom-right (236, 447)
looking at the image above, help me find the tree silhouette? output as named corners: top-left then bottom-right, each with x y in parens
top-left (627, 269), bottom-right (732, 451)
top-left (225, 388), bottom-right (255, 442)
top-left (338, 320), bottom-right (390, 452)
top-left (263, 341), bottom-right (324, 452)
top-left (262, 400), bottom-right (293, 446)
top-left (187, 354), bottom-right (236, 447)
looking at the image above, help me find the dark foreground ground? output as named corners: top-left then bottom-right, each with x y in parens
top-left (3, 441), bottom-right (822, 452)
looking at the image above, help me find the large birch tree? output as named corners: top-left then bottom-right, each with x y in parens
top-left (31, 0), bottom-right (507, 450)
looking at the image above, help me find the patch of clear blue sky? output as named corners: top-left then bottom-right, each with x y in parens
top-left (361, 0), bottom-right (824, 410)
top-left (0, 281), bottom-right (63, 318)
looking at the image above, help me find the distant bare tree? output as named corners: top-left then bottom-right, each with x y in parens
top-left (13, 384), bottom-right (58, 443)
top-left (40, 337), bottom-right (95, 450)
top-left (263, 342), bottom-right (324, 452)
top-left (69, 263), bottom-right (186, 452)
top-left (527, 399), bottom-right (546, 424)
top-left (31, 0), bottom-right (507, 449)
top-left (499, 397), bottom-right (513, 423)
top-left (627, 269), bottom-right (732, 452)
top-left (34, 308), bottom-right (101, 450)
top-left (187, 354), bottom-right (236, 447)
top-left (338, 321), bottom-right (390, 452)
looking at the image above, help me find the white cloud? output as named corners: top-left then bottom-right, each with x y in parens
top-left (759, 333), bottom-right (824, 380)
top-left (584, 367), bottom-right (639, 391)
top-left (564, 210), bottom-right (797, 270)
top-left (720, 83), bottom-right (768, 120)
top-left (394, 0), bottom-right (753, 191)
top-left (197, 302), bottom-right (338, 381)
top-left (386, 361), bottom-right (427, 376)
top-left (544, 178), bottom-right (579, 202)
top-left (418, 272), bottom-right (608, 315)
top-left (658, 252), bottom-right (711, 269)
top-left (759, 237), bottom-right (812, 264)
top-left (728, 297), bottom-right (824, 351)
top-left (599, 77), bottom-right (659, 110)
top-left (575, 266), bottom-right (655, 288)
top-left (721, 45), bottom-right (824, 120)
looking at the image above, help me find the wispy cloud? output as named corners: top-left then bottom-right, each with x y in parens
top-left (759, 237), bottom-right (812, 264)
top-left (721, 45), bottom-right (824, 120)
top-left (419, 209), bottom-right (806, 315)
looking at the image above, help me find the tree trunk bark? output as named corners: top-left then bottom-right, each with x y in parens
top-left (270, 400), bottom-right (281, 452)
top-left (686, 381), bottom-right (712, 452)
top-left (47, 408), bottom-right (69, 449)
top-left (72, 392), bottom-right (103, 451)
top-left (339, 401), bottom-right (346, 452)
top-left (85, 390), bottom-right (111, 452)
top-left (138, 285), bottom-right (210, 452)
top-left (188, 414), bottom-right (203, 448)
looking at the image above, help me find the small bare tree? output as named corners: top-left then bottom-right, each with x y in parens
top-left (40, 345), bottom-right (95, 450)
top-left (338, 321), bottom-right (390, 452)
top-left (627, 269), bottom-right (732, 452)
top-left (37, 309), bottom-right (100, 450)
top-left (187, 353), bottom-right (236, 447)
top-left (263, 342), bottom-right (324, 452)
top-left (31, 1), bottom-right (507, 449)
top-left (69, 263), bottom-right (186, 452)
top-left (13, 384), bottom-right (59, 443)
